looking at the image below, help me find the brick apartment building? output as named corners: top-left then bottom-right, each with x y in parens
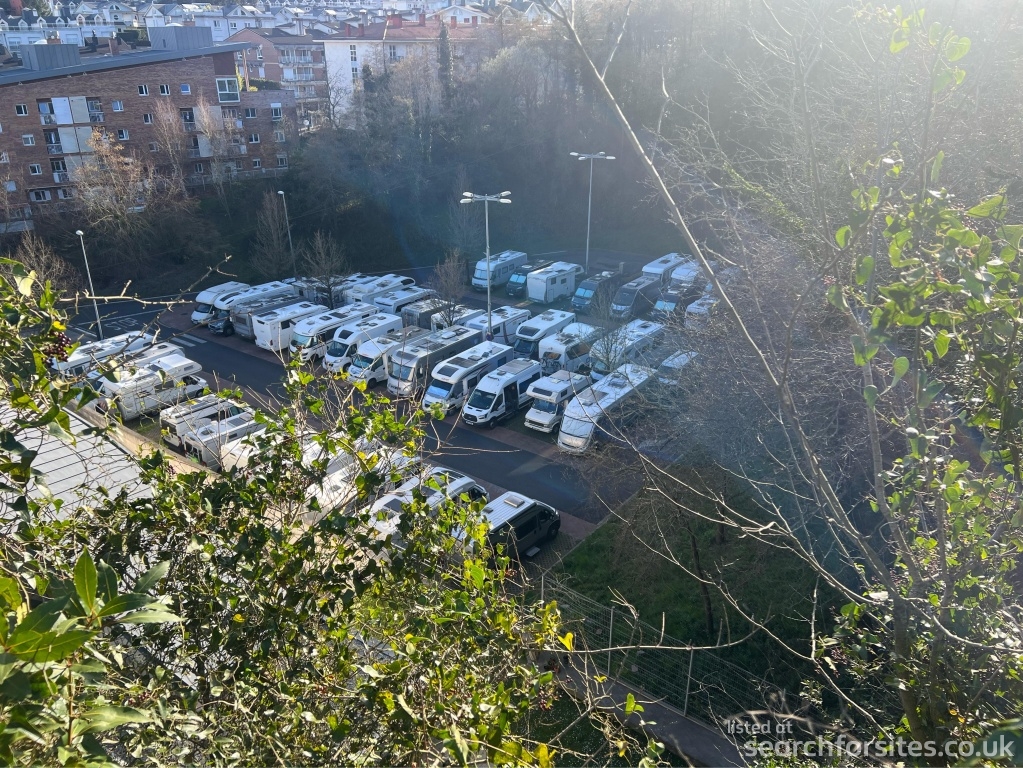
top-left (0, 26), bottom-right (298, 230)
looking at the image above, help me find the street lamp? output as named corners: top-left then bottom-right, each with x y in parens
top-left (570, 151), bottom-right (615, 274)
top-left (460, 190), bottom-right (511, 339)
top-left (75, 229), bottom-right (104, 340)
top-left (277, 190), bottom-right (296, 275)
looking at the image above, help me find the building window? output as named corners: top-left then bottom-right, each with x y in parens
top-left (351, 66), bottom-right (359, 84)
top-left (38, 101), bottom-right (53, 115)
top-left (0, 152), bottom-right (8, 163)
top-left (270, 105), bottom-right (282, 120)
top-left (112, 100), bottom-right (124, 112)
top-left (216, 77), bottom-right (240, 103)
top-left (252, 158), bottom-right (261, 169)
top-left (180, 83), bottom-right (191, 94)
top-left (29, 164), bottom-right (42, 175)
top-left (248, 133), bottom-right (260, 143)
top-left (244, 108), bottom-right (257, 118)
top-left (51, 159), bottom-right (66, 172)
top-left (30, 189), bottom-right (51, 202)
top-left (256, 45), bottom-right (263, 60)
top-left (194, 163), bottom-right (203, 173)
top-left (15, 104), bottom-right (29, 116)
top-left (58, 188), bottom-right (73, 199)
top-left (138, 85), bottom-right (149, 96)
top-left (229, 21), bottom-right (237, 29)
top-left (117, 129), bottom-right (129, 140)
top-left (143, 113), bottom-right (154, 124)
top-left (4, 181), bottom-right (15, 191)
top-left (159, 84), bottom-right (170, 95)
top-left (22, 134), bottom-right (35, 146)
top-left (149, 142), bottom-right (158, 152)
top-left (350, 44), bottom-right (357, 61)
top-left (213, 19), bottom-right (221, 27)
top-left (276, 154), bottom-right (288, 168)
top-left (274, 130), bottom-right (285, 142)
top-left (233, 160), bottom-right (243, 171)
top-left (388, 44), bottom-right (397, 61)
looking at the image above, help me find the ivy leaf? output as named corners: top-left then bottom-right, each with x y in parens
top-left (892, 357), bottom-right (909, 385)
top-left (935, 331), bottom-right (951, 358)
top-left (945, 35), bottom-right (970, 61)
top-left (74, 550), bottom-right (98, 614)
top-left (856, 256), bottom-right (874, 286)
top-left (835, 225), bottom-right (851, 248)
top-left (558, 632), bottom-right (574, 651)
top-left (930, 151), bottom-right (944, 183)
top-left (967, 195), bottom-right (1006, 220)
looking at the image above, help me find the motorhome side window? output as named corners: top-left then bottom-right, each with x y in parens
top-left (519, 373), bottom-right (540, 395)
top-left (513, 514), bottom-right (538, 540)
top-left (568, 343), bottom-right (589, 360)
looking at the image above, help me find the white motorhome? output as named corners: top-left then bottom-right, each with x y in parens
top-left (685, 290), bottom-right (719, 330)
top-left (343, 274), bottom-right (416, 307)
top-left (656, 350), bottom-right (698, 386)
top-left (471, 250), bottom-right (528, 291)
top-left (159, 394), bottom-right (248, 449)
top-left (190, 281), bottom-right (249, 325)
top-left (460, 358), bottom-right (542, 428)
top-left (95, 354), bottom-right (206, 421)
top-left (422, 341), bottom-right (514, 416)
top-left (347, 326), bottom-right (429, 388)
top-left (523, 370), bottom-right (593, 433)
top-left (431, 305), bottom-right (485, 331)
top-left (526, 261), bottom-right (585, 304)
top-left (589, 319), bottom-right (664, 380)
top-left (387, 326), bottom-right (483, 397)
top-left (288, 303), bottom-right (380, 362)
top-left (538, 322), bottom-right (604, 375)
top-left (54, 331), bottom-right (156, 378)
top-left (85, 341), bottom-right (184, 390)
top-left (642, 253), bottom-right (688, 287)
top-left (512, 310), bottom-right (575, 360)
top-left (373, 285), bottom-right (435, 315)
top-left (209, 281), bottom-right (297, 323)
top-left (228, 295), bottom-right (305, 340)
top-left (182, 411), bottom-right (266, 470)
top-left (668, 261), bottom-right (703, 291)
top-left (402, 296), bottom-right (450, 329)
top-left (369, 466), bottom-right (488, 546)
top-left (323, 313), bottom-right (403, 373)
top-left (252, 302), bottom-right (327, 352)
top-left (557, 363), bottom-right (654, 454)
top-left (462, 306), bottom-right (532, 346)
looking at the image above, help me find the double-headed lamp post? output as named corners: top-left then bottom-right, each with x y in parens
top-left (277, 190), bottom-right (296, 275)
top-left (570, 151), bottom-right (615, 275)
top-left (75, 229), bottom-right (104, 340)
top-left (460, 190), bottom-right (511, 339)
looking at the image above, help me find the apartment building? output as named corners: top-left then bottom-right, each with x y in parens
top-left (0, 26), bottom-right (297, 227)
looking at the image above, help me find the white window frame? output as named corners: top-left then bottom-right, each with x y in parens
top-left (0, 152), bottom-right (8, 164)
top-left (194, 162), bottom-right (203, 173)
top-left (22, 134), bottom-right (35, 146)
top-left (28, 163), bottom-right (42, 175)
top-left (216, 77), bottom-right (240, 103)
top-left (149, 142), bottom-right (158, 152)
top-left (58, 188), bottom-right (74, 199)
top-left (30, 189), bottom-right (51, 202)
top-left (138, 84), bottom-right (149, 96)
top-left (270, 104), bottom-right (282, 120)
top-left (180, 83), bottom-right (191, 94)
top-left (248, 133), bottom-right (260, 143)
top-left (159, 83), bottom-right (170, 95)
top-left (143, 113), bottom-right (154, 124)
top-left (112, 100), bottom-right (124, 112)
top-left (350, 44), bottom-right (357, 62)
top-left (244, 107), bottom-right (257, 118)
top-left (273, 130), bottom-right (285, 142)
top-left (117, 128), bottom-right (129, 140)
top-left (15, 104), bottom-right (29, 116)
top-left (276, 154), bottom-right (288, 168)
top-left (252, 158), bottom-right (261, 169)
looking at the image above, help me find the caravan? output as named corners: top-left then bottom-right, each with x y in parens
top-left (523, 370), bottom-right (593, 434)
top-left (347, 326), bottom-right (430, 388)
top-left (642, 253), bottom-right (688, 287)
top-left (373, 285), bottom-right (435, 315)
top-left (422, 341), bottom-right (514, 416)
top-left (182, 411), bottom-right (265, 470)
top-left (53, 331), bottom-right (157, 378)
top-left (85, 341), bottom-right (185, 390)
top-left (557, 363), bottom-right (655, 454)
top-left (505, 260), bottom-right (555, 298)
top-left (589, 319), bottom-right (664, 380)
top-left (95, 354), bottom-right (207, 421)
top-left (538, 322), bottom-right (604, 374)
top-left (323, 313), bottom-right (403, 373)
top-left (190, 281), bottom-right (250, 325)
top-left (287, 304), bottom-right (379, 362)
top-left (460, 358), bottom-right (542, 428)
top-left (512, 310), bottom-right (575, 360)
top-left (387, 325), bottom-right (483, 397)
top-left (462, 306), bottom-right (532, 345)
top-left (344, 274), bottom-right (416, 306)
top-left (252, 302), bottom-right (328, 352)
top-left (207, 281), bottom-right (298, 334)
top-left (526, 262), bottom-right (584, 304)
top-left (471, 250), bottom-right (528, 291)
top-left (159, 394), bottom-right (248, 449)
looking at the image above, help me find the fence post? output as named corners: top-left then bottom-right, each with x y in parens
top-left (607, 606), bottom-right (614, 674)
top-left (541, 572), bottom-right (545, 605)
top-left (682, 648), bottom-right (694, 717)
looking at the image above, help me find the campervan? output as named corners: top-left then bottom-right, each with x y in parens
top-left (401, 296), bottom-right (450, 329)
top-left (505, 260), bottom-right (554, 298)
top-left (207, 281), bottom-right (298, 333)
top-left (387, 325), bottom-right (483, 397)
top-left (610, 275), bottom-right (662, 320)
top-left (252, 302), bottom-right (328, 352)
top-left (344, 274), bottom-right (416, 307)
top-left (293, 274), bottom-right (364, 308)
top-left (480, 492), bottom-right (561, 556)
top-left (471, 250), bottom-right (528, 291)
top-left (85, 341), bottom-right (185, 390)
top-left (557, 363), bottom-right (654, 454)
top-left (347, 326), bottom-right (429, 388)
top-left (538, 322), bottom-right (604, 374)
top-left (462, 306), bottom-right (531, 345)
top-left (225, 295), bottom-right (305, 340)
top-left (430, 305), bottom-right (485, 331)
top-left (523, 370), bottom-right (593, 433)
top-left (190, 281), bottom-right (250, 325)
top-left (287, 303), bottom-right (379, 362)
top-left (95, 354), bottom-right (207, 421)
top-left (182, 411), bottom-right (265, 470)
top-left (460, 358), bottom-right (542, 428)
top-left (512, 310), bottom-right (575, 360)
top-left (54, 331), bottom-right (157, 378)
top-left (369, 466), bottom-right (488, 545)
top-left (571, 270), bottom-right (630, 314)
top-left (526, 261), bottom-right (584, 304)
top-left (589, 319), bottom-right (664, 380)
top-left (373, 285), bottom-right (435, 315)
top-left (422, 341), bottom-right (514, 416)
top-left (159, 394), bottom-right (249, 449)
top-left (656, 349), bottom-right (698, 386)
top-left (642, 253), bottom-right (688, 287)
top-left (323, 313), bottom-right (403, 373)
top-left (685, 294), bottom-right (719, 329)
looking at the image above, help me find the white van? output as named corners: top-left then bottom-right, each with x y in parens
top-left (207, 281), bottom-right (297, 330)
top-left (369, 466), bottom-right (488, 545)
top-left (538, 322), bottom-right (604, 375)
top-left (387, 325), bottom-right (483, 397)
top-left (182, 411), bottom-right (265, 470)
top-left (524, 370), bottom-right (592, 433)
top-left (512, 310), bottom-right (575, 360)
top-left (642, 253), bottom-right (688, 287)
top-left (401, 296), bottom-right (450, 329)
top-left (526, 261), bottom-right (585, 304)
top-left (462, 306), bottom-right (532, 345)
top-left (430, 305), bottom-right (485, 331)
top-left (685, 285), bottom-right (718, 330)
top-left (557, 363), bottom-right (654, 454)
top-left (422, 341), bottom-right (514, 416)
top-left (656, 349), bottom-right (698, 385)
top-left (323, 313), bottom-right (403, 373)
top-left (190, 281), bottom-right (250, 325)
top-left (480, 492), bottom-right (561, 557)
top-left (347, 326), bottom-right (429, 388)
top-left (373, 285), bottom-right (435, 315)
top-left (344, 274), bottom-right (416, 307)
top-left (289, 303), bottom-right (380, 362)
top-left (54, 331), bottom-right (156, 378)
top-left (471, 250), bottom-right (528, 291)
top-left (159, 394), bottom-right (248, 449)
top-left (461, 358), bottom-right (543, 428)
top-left (227, 295), bottom-right (304, 340)
top-left (589, 319), bottom-right (664, 380)
top-left (252, 301), bottom-right (328, 352)
top-left (95, 354), bottom-right (207, 421)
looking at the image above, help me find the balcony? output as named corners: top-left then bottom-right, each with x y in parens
top-left (53, 171), bottom-right (70, 183)
top-left (187, 148), bottom-right (202, 158)
top-left (182, 121), bottom-right (197, 132)
top-left (46, 144), bottom-right (63, 155)
top-left (229, 145), bottom-right (248, 156)
top-left (40, 114), bottom-right (56, 125)
top-left (89, 112), bottom-right (105, 123)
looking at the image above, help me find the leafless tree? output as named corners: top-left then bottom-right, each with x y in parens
top-left (252, 190), bottom-right (293, 282)
top-left (195, 97), bottom-right (234, 211)
top-left (301, 230), bottom-right (349, 308)
top-left (151, 98), bottom-right (189, 183)
top-left (0, 232), bottom-right (82, 296)
top-left (429, 249), bottom-right (468, 328)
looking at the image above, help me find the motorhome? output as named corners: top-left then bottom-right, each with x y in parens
top-left (642, 253), bottom-right (689, 287)
top-left (685, 294), bottom-right (719, 330)
top-left (668, 261), bottom-right (704, 294)
top-left (369, 466), bottom-right (489, 545)
top-left (610, 275), bottom-right (662, 320)
top-left (557, 363), bottom-right (654, 453)
top-left (430, 305), bottom-right (485, 331)
top-left (252, 302), bottom-right (328, 352)
top-left (323, 313), bottom-right (403, 373)
top-left (289, 304), bottom-right (380, 362)
top-left (207, 281), bottom-right (298, 333)
top-left (343, 274), bottom-right (416, 307)
top-left (512, 310), bottom-right (575, 360)
top-left (571, 270), bottom-right (630, 314)
top-left (538, 322), bottom-right (604, 374)
top-left (523, 370), bottom-right (593, 433)
top-left (225, 295), bottom-right (305, 340)
top-left (159, 394), bottom-right (249, 449)
top-left (85, 341), bottom-right (185, 390)
top-left (190, 281), bottom-right (249, 325)
top-left (480, 492), bottom-right (561, 557)
top-left (53, 331), bottom-right (156, 378)
top-left (373, 285), bottom-right (436, 315)
top-left (422, 341), bottom-right (514, 416)
top-left (387, 325), bottom-right (482, 397)
top-left (401, 296), bottom-right (450, 329)
top-left (471, 250), bottom-right (528, 291)
top-left (182, 411), bottom-right (266, 470)
top-left (347, 326), bottom-right (429, 388)
top-left (293, 274), bottom-right (364, 308)
top-left (460, 358), bottom-right (542, 428)
top-left (505, 259), bottom-right (554, 298)
top-left (656, 350), bottom-right (698, 386)
top-left (95, 354), bottom-right (206, 421)
top-left (589, 319), bottom-right (664, 380)
top-left (526, 262), bottom-right (585, 304)
top-left (462, 306), bottom-right (532, 345)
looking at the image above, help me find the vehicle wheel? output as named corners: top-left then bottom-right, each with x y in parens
top-left (487, 418), bottom-right (497, 430)
top-left (546, 522), bottom-right (560, 541)
top-left (366, 378), bottom-right (377, 389)
top-left (225, 325), bottom-right (234, 336)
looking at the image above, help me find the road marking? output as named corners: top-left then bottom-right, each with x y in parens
top-left (70, 326), bottom-right (96, 339)
top-left (173, 337), bottom-right (195, 347)
top-left (179, 333), bottom-right (206, 345)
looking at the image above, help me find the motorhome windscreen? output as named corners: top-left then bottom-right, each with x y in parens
top-left (616, 287), bottom-right (638, 303)
top-left (194, 303), bottom-right (212, 314)
top-left (473, 268), bottom-right (488, 280)
top-left (514, 338), bottom-right (536, 355)
top-left (214, 308), bottom-right (231, 319)
top-left (655, 298), bottom-right (676, 312)
top-left (574, 286), bottom-right (595, 299)
top-left (389, 361), bottom-right (415, 381)
top-left (559, 416), bottom-right (591, 438)
top-left (351, 353), bottom-right (377, 371)
top-left (426, 381), bottom-right (455, 398)
top-left (532, 399), bottom-right (560, 414)
top-left (291, 332), bottom-right (313, 347)
top-left (467, 389), bottom-right (496, 410)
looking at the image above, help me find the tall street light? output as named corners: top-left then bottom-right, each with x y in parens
top-left (278, 189), bottom-right (296, 276)
top-left (460, 190), bottom-right (511, 339)
top-left (75, 229), bottom-right (104, 340)
top-left (570, 151), bottom-right (615, 274)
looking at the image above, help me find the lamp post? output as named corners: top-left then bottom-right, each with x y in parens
top-left (570, 151), bottom-right (615, 274)
top-left (75, 229), bottom-right (104, 340)
top-left (277, 189), bottom-right (296, 275)
top-left (460, 191), bottom-right (511, 339)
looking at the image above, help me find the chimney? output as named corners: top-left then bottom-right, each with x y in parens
top-left (48, 32), bottom-right (62, 43)
top-left (10, 0), bottom-right (23, 14)
top-left (386, 13), bottom-right (401, 28)
top-left (450, 16), bottom-right (456, 27)
top-left (358, 22), bottom-right (364, 37)
top-left (418, 12), bottom-right (425, 25)
top-left (344, 22), bottom-right (351, 34)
